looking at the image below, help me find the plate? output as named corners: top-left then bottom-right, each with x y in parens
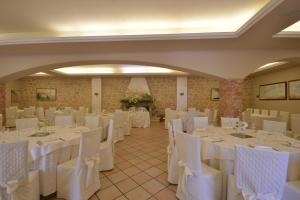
top-left (230, 133), bottom-right (253, 139)
top-left (29, 132), bottom-right (50, 137)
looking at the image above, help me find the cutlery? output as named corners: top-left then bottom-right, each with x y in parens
top-left (212, 139), bottom-right (224, 143)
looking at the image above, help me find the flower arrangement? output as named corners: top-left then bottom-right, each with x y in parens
top-left (121, 93), bottom-right (154, 108)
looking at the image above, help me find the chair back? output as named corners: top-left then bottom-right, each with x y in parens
top-left (193, 117), bottom-right (208, 130)
top-left (212, 109), bottom-right (218, 124)
top-left (85, 115), bottom-right (99, 129)
top-left (291, 114), bottom-right (300, 135)
top-left (106, 119), bottom-right (114, 144)
top-left (6, 107), bottom-right (18, 118)
top-left (221, 117), bottom-right (240, 128)
top-left (0, 140), bottom-right (28, 185)
top-left (241, 111), bottom-right (251, 125)
top-left (263, 120), bottom-right (287, 134)
top-left (77, 130), bottom-right (100, 168)
top-left (45, 108), bottom-right (55, 126)
top-left (55, 115), bottom-right (74, 127)
top-left (172, 118), bottom-right (183, 133)
top-left (168, 123), bottom-right (175, 150)
top-left (36, 107), bottom-right (45, 121)
top-left (16, 117), bottom-right (38, 130)
top-left (235, 145), bottom-right (289, 199)
top-left (176, 132), bottom-right (201, 172)
top-left (75, 110), bottom-right (85, 126)
top-left (23, 107), bottom-right (35, 118)
top-left (261, 109), bottom-right (269, 116)
top-left (270, 110), bottom-right (278, 117)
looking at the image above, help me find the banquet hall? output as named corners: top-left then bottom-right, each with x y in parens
top-left (0, 1), bottom-right (300, 200)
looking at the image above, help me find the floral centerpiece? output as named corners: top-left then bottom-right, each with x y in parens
top-left (121, 92), bottom-right (154, 109)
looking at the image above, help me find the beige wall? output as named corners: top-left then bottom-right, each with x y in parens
top-left (250, 66), bottom-right (300, 114)
top-left (11, 77), bottom-right (92, 109)
top-left (5, 76), bottom-right (222, 115)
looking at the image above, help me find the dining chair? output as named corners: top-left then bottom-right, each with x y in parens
top-left (270, 110), bottom-right (278, 117)
top-left (45, 108), bottom-right (56, 126)
top-left (16, 117), bottom-right (38, 130)
top-left (282, 160), bottom-right (300, 200)
top-left (241, 111), bottom-right (251, 126)
top-left (36, 107), bottom-right (45, 121)
top-left (212, 109), bottom-right (218, 125)
top-left (263, 120), bottom-right (287, 134)
top-left (85, 115), bottom-right (99, 129)
top-left (176, 131), bottom-right (222, 200)
top-left (0, 140), bottom-right (39, 200)
top-left (99, 119), bottom-right (114, 171)
top-left (227, 145), bottom-right (289, 200)
top-left (112, 112), bottom-right (124, 143)
top-left (172, 118), bottom-right (183, 133)
top-left (253, 109), bottom-right (260, 115)
top-left (57, 130), bottom-right (100, 200)
top-left (165, 108), bottom-right (177, 129)
top-left (55, 115), bottom-right (74, 127)
top-left (123, 111), bottom-right (131, 136)
top-left (261, 109), bottom-right (269, 116)
top-left (23, 107), bottom-right (36, 118)
top-left (193, 117), bottom-right (209, 130)
top-left (291, 114), bottom-right (300, 138)
top-left (75, 110), bottom-right (85, 126)
top-left (167, 123), bottom-right (179, 184)
top-left (5, 107), bottom-right (18, 127)
top-left (221, 117), bottom-right (240, 128)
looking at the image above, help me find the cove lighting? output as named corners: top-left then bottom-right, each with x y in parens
top-left (53, 66), bottom-right (186, 75)
top-left (54, 67), bottom-right (114, 74)
top-left (256, 61), bottom-right (287, 71)
top-left (30, 72), bottom-right (49, 76)
top-left (281, 21), bottom-right (300, 32)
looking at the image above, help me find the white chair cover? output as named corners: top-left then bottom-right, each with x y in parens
top-left (99, 119), bottom-right (114, 171)
top-left (212, 109), bottom-right (218, 125)
top-left (241, 111), bottom-right (251, 126)
top-left (291, 114), bottom-right (300, 137)
top-left (167, 123), bottom-right (179, 184)
top-left (193, 117), bottom-right (208, 130)
top-left (0, 141), bottom-right (39, 200)
top-left (85, 115), bottom-right (100, 130)
top-left (36, 107), bottom-right (45, 121)
top-left (75, 110), bottom-right (86, 126)
top-left (22, 107), bottom-right (35, 118)
top-left (5, 107), bottom-right (18, 127)
top-left (123, 111), bottom-right (131, 135)
top-left (263, 120), bottom-right (287, 134)
top-left (234, 145), bottom-right (289, 200)
top-left (184, 111), bottom-right (200, 134)
top-left (112, 112), bottom-right (124, 142)
top-left (64, 107), bottom-right (73, 115)
top-left (165, 108), bottom-right (177, 129)
top-left (55, 115), bottom-right (74, 127)
top-left (282, 181), bottom-right (300, 200)
top-left (176, 131), bottom-right (222, 200)
top-left (45, 108), bottom-right (56, 126)
top-left (57, 130), bottom-right (100, 200)
top-left (261, 109), bottom-right (269, 116)
top-left (269, 110), bottom-right (278, 117)
top-left (16, 118), bottom-right (38, 130)
top-left (221, 117), bottom-right (240, 128)
top-left (172, 118), bottom-right (183, 133)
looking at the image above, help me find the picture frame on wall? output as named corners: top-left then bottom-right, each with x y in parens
top-left (211, 88), bottom-right (220, 101)
top-left (36, 88), bottom-right (56, 101)
top-left (288, 79), bottom-right (300, 100)
top-left (259, 82), bottom-right (286, 100)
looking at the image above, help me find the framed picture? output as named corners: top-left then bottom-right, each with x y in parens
top-left (36, 88), bottom-right (56, 101)
top-left (288, 79), bottom-right (300, 100)
top-left (211, 88), bottom-right (220, 101)
top-left (259, 82), bottom-right (286, 100)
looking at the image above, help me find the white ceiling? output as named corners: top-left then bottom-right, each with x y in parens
top-left (0, 0), bottom-right (275, 42)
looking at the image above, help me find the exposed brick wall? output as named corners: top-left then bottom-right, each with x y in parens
top-left (219, 79), bottom-right (245, 117)
top-left (187, 76), bottom-right (220, 111)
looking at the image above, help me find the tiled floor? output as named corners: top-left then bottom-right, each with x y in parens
top-left (52, 122), bottom-right (177, 200)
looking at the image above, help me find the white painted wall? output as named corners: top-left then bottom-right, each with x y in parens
top-left (176, 76), bottom-right (187, 110)
top-left (91, 78), bottom-right (101, 114)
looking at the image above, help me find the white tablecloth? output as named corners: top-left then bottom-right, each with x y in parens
top-left (0, 126), bottom-right (90, 196)
top-left (130, 111), bottom-right (150, 128)
top-left (193, 127), bottom-right (300, 200)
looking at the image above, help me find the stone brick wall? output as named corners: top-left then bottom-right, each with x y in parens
top-left (219, 79), bottom-right (246, 117)
top-left (16, 77), bottom-right (92, 109)
top-left (147, 77), bottom-right (177, 115)
top-left (101, 77), bottom-right (131, 112)
top-left (187, 76), bottom-right (220, 111)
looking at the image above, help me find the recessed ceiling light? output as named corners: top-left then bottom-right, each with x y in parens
top-left (255, 61), bottom-right (287, 71)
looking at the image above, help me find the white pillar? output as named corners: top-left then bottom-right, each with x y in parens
top-left (91, 78), bottom-right (102, 114)
top-left (176, 76), bottom-right (187, 110)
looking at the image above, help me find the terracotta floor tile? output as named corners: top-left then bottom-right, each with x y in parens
top-left (134, 161), bottom-right (152, 170)
top-left (115, 178), bottom-right (139, 193)
top-left (116, 161), bottom-right (133, 170)
top-left (131, 172), bottom-right (153, 185)
top-left (103, 167), bottom-right (121, 176)
top-left (125, 186), bottom-right (151, 200)
top-left (107, 171), bottom-right (128, 184)
top-left (123, 166), bottom-right (141, 176)
top-left (155, 172), bottom-right (169, 186)
top-left (155, 188), bottom-right (177, 200)
top-left (115, 195), bottom-right (128, 200)
top-left (96, 185), bottom-right (122, 200)
top-left (145, 167), bottom-right (164, 177)
top-left (100, 176), bottom-right (113, 189)
top-left (141, 179), bottom-right (166, 195)
top-left (147, 158), bottom-right (163, 165)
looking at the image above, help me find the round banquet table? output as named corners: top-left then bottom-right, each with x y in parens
top-left (0, 126), bottom-right (90, 196)
top-left (130, 111), bottom-right (150, 128)
top-left (193, 126), bottom-right (300, 200)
